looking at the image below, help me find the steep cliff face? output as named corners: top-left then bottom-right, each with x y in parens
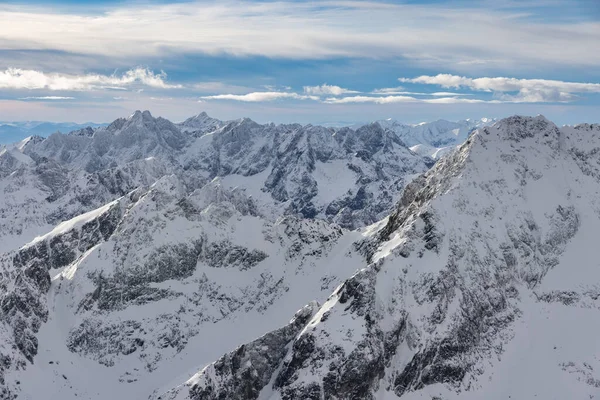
top-left (162, 116), bottom-right (600, 400)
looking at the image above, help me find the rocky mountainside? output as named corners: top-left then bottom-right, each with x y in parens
top-left (158, 116), bottom-right (600, 400)
top-left (0, 111), bottom-right (430, 255)
top-left (0, 173), bottom-right (368, 399)
top-left (0, 114), bottom-right (598, 400)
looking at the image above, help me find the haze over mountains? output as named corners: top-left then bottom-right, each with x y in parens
top-left (0, 121), bottom-right (107, 145)
top-left (0, 111), bottom-right (598, 400)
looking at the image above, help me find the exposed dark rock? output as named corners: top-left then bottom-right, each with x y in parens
top-left (187, 302), bottom-right (318, 400)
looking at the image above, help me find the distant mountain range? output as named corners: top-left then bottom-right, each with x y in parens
top-left (0, 115), bottom-right (495, 159)
top-left (0, 121), bottom-right (107, 144)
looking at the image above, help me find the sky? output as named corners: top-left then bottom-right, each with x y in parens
top-left (0, 0), bottom-right (599, 126)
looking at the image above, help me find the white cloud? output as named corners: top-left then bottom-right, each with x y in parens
top-left (370, 87), bottom-right (472, 96)
top-left (303, 84), bottom-right (359, 96)
top-left (324, 95), bottom-right (485, 104)
top-left (325, 95), bottom-right (416, 104)
top-left (0, 67), bottom-right (181, 91)
top-left (201, 92), bottom-right (319, 102)
top-left (263, 85), bottom-right (293, 92)
top-left (18, 96), bottom-right (75, 100)
top-left (399, 74), bottom-right (600, 102)
top-left (497, 88), bottom-right (578, 103)
top-left (400, 74), bottom-right (600, 93)
top-left (0, 2), bottom-right (597, 70)
top-left (422, 97), bottom-right (486, 104)
top-left (181, 73), bottom-right (599, 105)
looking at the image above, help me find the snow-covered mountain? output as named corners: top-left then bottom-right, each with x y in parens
top-left (0, 111), bottom-right (429, 254)
top-left (0, 174), bottom-right (369, 399)
top-left (376, 117), bottom-right (495, 159)
top-left (177, 112), bottom-right (228, 135)
top-left (157, 116), bottom-right (600, 400)
top-left (1, 113), bottom-right (598, 400)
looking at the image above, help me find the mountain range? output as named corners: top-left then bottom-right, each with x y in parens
top-left (0, 112), bottom-right (597, 400)
top-left (0, 121), bottom-right (107, 145)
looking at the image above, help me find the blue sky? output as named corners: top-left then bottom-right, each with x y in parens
top-left (0, 0), bottom-right (599, 126)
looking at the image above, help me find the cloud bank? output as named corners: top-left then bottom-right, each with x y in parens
top-left (200, 75), bottom-right (600, 105)
top-left (0, 67), bottom-right (180, 91)
top-left (399, 74), bottom-right (600, 102)
top-left (200, 92), bottom-right (319, 102)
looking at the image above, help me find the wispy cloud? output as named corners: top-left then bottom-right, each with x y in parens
top-left (199, 75), bottom-right (600, 105)
top-left (370, 87), bottom-right (417, 95)
top-left (370, 87), bottom-right (472, 96)
top-left (325, 95), bottom-right (415, 104)
top-left (400, 74), bottom-right (600, 93)
top-left (18, 96), bottom-right (75, 100)
top-left (0, 67), bottom-right (181, 91)
top-left (399, 74), bottom-right (600, 102)
top-left (303, 84), bottom-right (359, 96)
top-left (324, 95), bottom-right (485, 104)
top-left (200, 92), bottom-right (319, 102)
top-left (431, 92), bottom-right (472, 97)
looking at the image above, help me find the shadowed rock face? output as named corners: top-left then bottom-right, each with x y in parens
top-left (199, 240), bottom-right (268, 271)
top-left (184, 302), bottom-right (319, 400)
top-left (76, 240), bottom-right (204, 313)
